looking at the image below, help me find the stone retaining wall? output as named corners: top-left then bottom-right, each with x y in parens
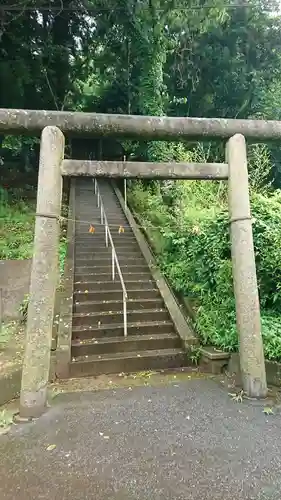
top-left (0, 260), bottom-right (31, 320)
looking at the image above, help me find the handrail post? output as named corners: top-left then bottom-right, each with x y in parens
top-left (124, 179), bottom-right (127, 210)
top-left (112, 248), bottom-right (115, 280)
top-left (123, 293), bottom-right (127, 338)
top-left (105, 224), bottom-right (108, 247)
top-left (101, 203), bottom-right (104, 224)
top-left (94, 178), bottom-right (97, 194)
top-left (123, 156), bottom-right (127, 210)
top-left (97, 191), bottom-right (100, 208)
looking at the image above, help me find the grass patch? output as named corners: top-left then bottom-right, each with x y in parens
top-left (0, 199), bottom-right (35, 260)
top-left (0, 189), bottom-right (68, 270)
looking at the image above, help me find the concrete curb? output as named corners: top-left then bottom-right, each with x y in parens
top-left (56, 179), bottom-right (76, 379)
top-left (0, 354), bottom-right (56, 407)
top-left (228, 353), bottom-right (281, 387)
top-left (0, 369), bottom-right (21, 406)
top-left (113, 183), bottom-right (198, 350)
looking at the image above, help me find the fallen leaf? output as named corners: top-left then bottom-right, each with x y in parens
top-left (263, 407), bottom-right (274, 415)
top-left (46, 444), bottom-right (56, 451)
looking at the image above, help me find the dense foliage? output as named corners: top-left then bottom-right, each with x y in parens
top-left (1, 0), bottom-right (281, 359)
top-left (1, 0), bottom-right (281, 178)
top-left (128, 174), bottom-right (281, 360)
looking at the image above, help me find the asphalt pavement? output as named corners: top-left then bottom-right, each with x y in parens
top-left (1, 378), bottom-right (281, 499)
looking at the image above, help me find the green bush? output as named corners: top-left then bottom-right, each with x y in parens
top-left (128, 180), bottom-right (281, 361)
top-left (0, 196), bottom-right (35, 259)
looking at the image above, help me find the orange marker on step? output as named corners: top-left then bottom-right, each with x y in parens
top-left (118, 225), bottom-right (125, 234)
top-left (88, 224), bottom-right (95, 233)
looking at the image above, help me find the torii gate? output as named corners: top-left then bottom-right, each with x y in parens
top-left (1, 108), bottom-right (279, 418)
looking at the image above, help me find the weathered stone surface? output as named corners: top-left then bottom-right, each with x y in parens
top-left (228, 353), bottom-right (281, 387)
top-left (56, 179), bottom-right (76, 379)
top-left (0, 354), bottom-right (56, 407)
top-left (0, 260), bottom-right (31, 319)
top-left (0, 369), bottom-right (21, 406)
top-left (61, 160), bottom-right (228, 179)
top-left (227, 134), bottom-right (267, 398)
top-left (19, 126), bottom-right (65, 418)
top-left (1, 108), bottom-right (281, 140)
top-left (200, 346), bottom-right (230, 374)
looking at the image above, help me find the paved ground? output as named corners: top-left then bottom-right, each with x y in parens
top-left (1, 378), bottom-right (281, 500)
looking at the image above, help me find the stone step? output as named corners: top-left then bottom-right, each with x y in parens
top-left (75, 241), bottom-right (140, 250)
top-left (75, 264), bottom-right (149, 274)
top-left (73, 288), bottom-right (160, 301)
top-left (72, 308), bottom-right (170, 327)
top-left (75, 233), bottom-right (135, 240)
top-left (72, 320), bottom-right (174, 340)
top-left (71, 333), bottom-right (180, 357)
top-left (73, 298), bottom-right (164, 314)
top-left (75, 243), bottom-right (138, 251)
top-left (67, 179), bottom-right (184, 380)
top-left (76, 208), bottom-right (125, 214)
top-left (74, 280), bottom-right (156, 292)
top-left (76, 217), bottom-right (129, 224)
top-left (75, 258), bottom-right (146, 267)
top-left (75, 255), bottom-right (146, 263)
top-left (69, 348), bottom-right (186, 377)
top-left (74, 247), bottom-right (142, 255)
top-left (74, 271), bottom-right (152, 282)
top-left (75, 230), bottom-right (131, 238)
top-left (75, 231), bottom-right (131, 238)
top-left (75, 229), bottom-right (135, 236)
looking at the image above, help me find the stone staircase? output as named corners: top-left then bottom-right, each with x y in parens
top-left (70, 178), bottom-right (187, 377)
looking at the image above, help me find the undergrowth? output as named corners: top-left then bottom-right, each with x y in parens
top-left (127, 143), bottom-right (281, 362)
top-left (1, 186), bottom-right (68, 322)
top-left (0, 189), bottom-right (35, 259)
top-left (0, 187), bottom-right (67, 265)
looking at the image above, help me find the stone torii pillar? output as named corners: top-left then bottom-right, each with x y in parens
top-left (20, 126), bottom-right (64, 418)
top-left (227, 134), bottom-right (267, 398)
